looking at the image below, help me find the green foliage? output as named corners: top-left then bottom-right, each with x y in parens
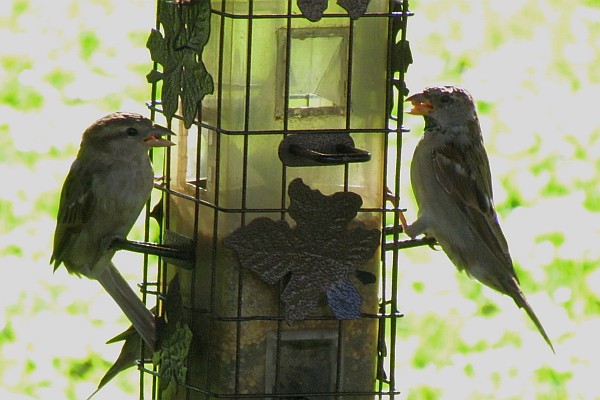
top-left (0, 0), bottom-right (29, 29)
top-left (534, 367), bottom-right (572, 399)
top-left (476, 100), bottom-right (493, 114)
top-left (96, 93), bottom-right (122, 111)
top-left (12, 0), bottom-right (29, 16)
top-left (512, 262), bottom-right (539, 292)
top-left (0, 127), bottom-right (50, 169)
top-left (1, 55), bottom-right (33, 73)
top-left (0, 322), bottom-right (16, 344)
top-left (34, 190), bottom-right (61, 220)
top-left (79, 30), bottom-right (101, 61)
top-left (564, 135), bottom-right (588, 160)
top-left (457, 272), bottom-right (484, 300)
top-left (508, 3), bottom-right (545, 40)
top-left (0, 245), bottom-right (24, 257)
top-left (463, 363), bottom-right (474, 377)
top-left (553, 58), bottom-right (581, 91)
top-left (546, 258), bottom-right (599, 317)
top-left (588, 55), bottom-right (600, 83)
top-left (65, 300), bottom-right (90, 315)
top-left (458, 338), bottom-right (488, 353)
top-left (535, 232), bottom-right (565, 247)
top-left (583, 185), bottom-right (600, 211)
top-left (496, 331), bottom-right (523, 349)
top-left (45, 68), bottom-right (75, 90)
top-left (412, 281), bottom-right (425, 293)
top-left (411, 315), bottom-right (461, 368)
top-left (0, 56), bottom-right (44, 110)
top-left (66, 358), bottom-right (95, 380)
top-left (541, 177), bottom-right (569, 197)
top-left (479, 302), bottom-right (500, 317)
top-left (128, 30), bottom-right (149, 47)
top-left (0, 200), bottom-right (26, 233)
top-left (530, 154), bottom-right (559, 175)
top-left (498, 176), bottom-right (525, 210)
top-left (408, 385), bottom-right (442, 400)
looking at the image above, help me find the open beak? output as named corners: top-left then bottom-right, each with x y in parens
top-left (405, 92), bottom-right (434, 115)
top-left (144, 124), bottom-right (175, 147)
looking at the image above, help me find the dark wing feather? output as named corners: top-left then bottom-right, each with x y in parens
top-left (432, 125), bottom-right (513, 274)
top-left (50, 160), bottom-right (96, 270)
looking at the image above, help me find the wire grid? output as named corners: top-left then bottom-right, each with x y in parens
top-left (142, 1), bottom-right (414, 399)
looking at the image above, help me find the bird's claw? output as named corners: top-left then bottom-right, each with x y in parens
top-left (398, 210), bottom-right (416, 239)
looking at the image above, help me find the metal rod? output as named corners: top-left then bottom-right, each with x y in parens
top-left (383, 236), bottom-right (437, 251)
top-left (110, 237), bottom-right (194, 261)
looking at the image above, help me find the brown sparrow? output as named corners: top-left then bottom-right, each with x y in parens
top-left (404, 86), bottom-right (554, 352)
top-left (51, 112), bottom-right (174, 350)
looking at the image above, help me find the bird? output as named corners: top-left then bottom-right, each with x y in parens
top-left (403, 85), bottom-right (554, 352)
top-left (51, 112), bottom-right (174, 351)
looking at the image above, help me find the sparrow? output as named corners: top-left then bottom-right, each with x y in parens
top-left (51, 112), bottom-right (174, 350)
top-left (403, 85), bottom-right (554, 352)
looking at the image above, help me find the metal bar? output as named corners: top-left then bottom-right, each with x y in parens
top-left (168, 385), bottom-right (402, 398)
top-left (287, 143), bottom-right (371, 165)
top-left (156, 183), bottom-right (417, 214)
top-left (209, 10), bottom-right (415, 21)
top-left (384, 236), bottom-right (437, 251)
top-left (202, 312), bottom-right (405, 323)
top-left (147, 102), bottom-right (410, 135)
top-left (110, 237), bottom-right (194, 261)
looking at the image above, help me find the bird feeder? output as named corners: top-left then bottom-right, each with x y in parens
top-left (142, 0), bottom-right (416, 399)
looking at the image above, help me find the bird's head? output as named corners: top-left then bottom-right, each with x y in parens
top-left (81, 112), bottom-right (175, 157)
top-left (405, 85), bottom-right (478, 128)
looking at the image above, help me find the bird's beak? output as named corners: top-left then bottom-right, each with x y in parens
top-left (405, 92), bottom-right (434, 115)
top-left (144, 124), bottom-right (176, 147)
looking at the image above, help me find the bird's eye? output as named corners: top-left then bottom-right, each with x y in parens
top-left (126, 127), bottom-right (139, 136)
top-left (440, 95), bottom-right (451, 104)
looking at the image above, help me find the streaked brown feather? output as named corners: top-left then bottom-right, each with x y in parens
top-left (431, 123), bottom-right (514, 279)
top-left (51, 160), bottom-right (96, 271)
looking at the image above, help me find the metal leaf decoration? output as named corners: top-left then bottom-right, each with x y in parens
top-left (388, 0), bottom-right (412, 109)
top-left (154, 274), bottom-right (192, 394)
top-left (146, 0), bottom-right (213, 128)
top-left (297, 0), bottom-right (328, 22)
top-left (337, 0), bottom-right (372, 19)
top-left (224, 178), bottom-right (379, 322)
top-left (296, 0), bottom-right (372, 21)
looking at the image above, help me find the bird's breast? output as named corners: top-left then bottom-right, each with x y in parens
top-left (410, 136), bottom-right (467, 240)
top-left (94, 159), bottom-right (154, 224)
top-left (410, 136), bottom-right (441, 209)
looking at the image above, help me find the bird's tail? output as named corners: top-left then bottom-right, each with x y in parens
top-left (512, 286), bottom-right (555, 353)
top-left (97, 263), bottom-right (156, 350)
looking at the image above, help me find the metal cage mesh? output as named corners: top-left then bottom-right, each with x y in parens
top-left (140, 1), bottom-right (418, 399)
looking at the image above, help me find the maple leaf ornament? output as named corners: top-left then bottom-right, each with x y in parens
top-left (146, 0), bottom-right (213, 128)
top-left (224, 178), bottom-right (380, 322)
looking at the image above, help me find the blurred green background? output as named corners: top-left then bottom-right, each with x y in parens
top-left (1, 1), bottom-right (599, 399)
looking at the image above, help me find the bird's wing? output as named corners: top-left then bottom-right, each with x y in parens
top-left (431, 123), bottom-right (514, 274)
top-left (50, 159), bottom-right (96, 270)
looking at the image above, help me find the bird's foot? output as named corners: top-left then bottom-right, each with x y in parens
top-left (401, 214), bottom-right (428, 239)
top-left (103, 235), bottom-right (126, 253)
top-left (385, 187), bottom-right (399, 208)
top-left (398, 210), bottom-right (415, 238)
